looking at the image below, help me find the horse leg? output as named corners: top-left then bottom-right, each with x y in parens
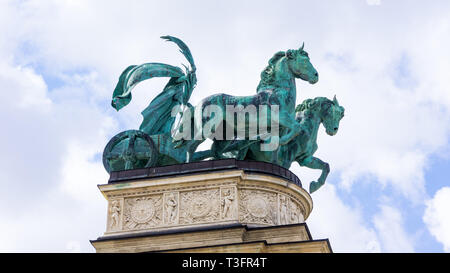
top-left (182, 103), bottom-right (210, 162)
top-left (185, 139), bottom-right (209, 162)
top-left (237, 146), bottom-right (249, 160)
top-left (298, 156), bottom-right (330, 193)
top-left (278, 109), bottom-right (302, 146)
top-left (191, 149), bottom-right (214, 161)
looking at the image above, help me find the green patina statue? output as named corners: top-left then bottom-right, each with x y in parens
top-left (246, 96), bottom-right (344, 193)
top-left (103, 36), bottom-right (344, 193)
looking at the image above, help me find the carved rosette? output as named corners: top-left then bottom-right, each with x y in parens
top-left (123, 195), bottom-right (163, 231)
top-left (239, 190), bottom-right (278, 225)
top-left (179, 189), bottom-right (220, 224)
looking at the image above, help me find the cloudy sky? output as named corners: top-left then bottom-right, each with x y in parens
top-left (1, 0), bottom-right (449, 253)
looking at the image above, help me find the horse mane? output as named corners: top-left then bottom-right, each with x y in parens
top-left (256, 51), bottom-right (286, 91)
top-left (295, 97), bottom-right (332, 113)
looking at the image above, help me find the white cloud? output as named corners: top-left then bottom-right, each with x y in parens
top-left (65, 240), bottom-right (82, 253)
top-left (0, 45), bottom-right (116, 253)
top-left (373, 205), bottom-right (415, 252)
top-left (423, 187), bottom-right (450, 252)
top-left (0, 188), bottom-right (107, 252)
top-left (366, 0), bottom-right (381, 6)
top-left (307, 184), bottom-right (381, 252)
top-left (0, 64), bottom-right (51, 111)
top-left (59, 134), bottom-right (113, 204)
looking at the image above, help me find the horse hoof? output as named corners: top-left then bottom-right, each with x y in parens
top-left (309, 181), bottom-right (320, 194)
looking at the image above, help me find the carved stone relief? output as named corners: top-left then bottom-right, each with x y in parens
top-left (220, 186), bottom-right (236, 220)
top-left (279, 194), bottom-right (290, 225)
top-left (239, 189), bottom-right (277, 225)
top-left (278, 194), bottom-right (306, 225)
top-left (163, 192), bottom-right (179, 225)
top-left (123, 195), bottom-right (163, 231)
top-left (289, 198), bottom-right (305, 224)
top-left (179, 189), bottom-right (220, 224)
top-left (104, 179), bottom-right (309, 235)
top-left (108, 199), bottom-right (122, 231)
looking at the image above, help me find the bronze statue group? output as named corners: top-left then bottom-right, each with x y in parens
top-left (104, 36), bottom-right (344, 193)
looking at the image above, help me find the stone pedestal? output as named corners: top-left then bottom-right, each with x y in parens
top-left (90, 159), bottom-right (332, 253)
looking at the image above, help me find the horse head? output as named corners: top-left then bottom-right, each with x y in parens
top-left (321, 95), bottom-right (345, 136)
top-left (295, 96), bottom-right (345, 136)
top-left (257, 43), bottom-right (319, 91)
top-left (285, 43), bottom-right (318, 84)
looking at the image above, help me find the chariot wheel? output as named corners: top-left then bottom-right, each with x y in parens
top-left (102, 130), bottom-right (157, 173)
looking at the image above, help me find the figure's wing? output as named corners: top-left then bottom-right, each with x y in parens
top-left (112, 36), bottom-right (196, 112)
top-left (111, 63), bottom-right (184, 111)
top-left (159, 36), bottom-right (198, 134)
top-left (160, 35), bottom-right (196, 72)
